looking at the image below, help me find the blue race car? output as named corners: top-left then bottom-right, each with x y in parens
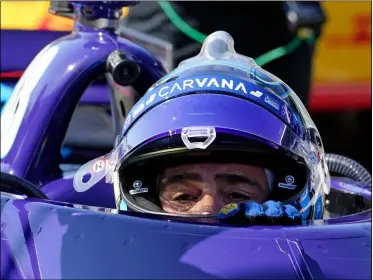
top-left (1, 2), bottom-right (371, 279)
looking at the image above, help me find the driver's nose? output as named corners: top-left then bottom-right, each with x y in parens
top-left (198, 193), bottom-right (225, 215)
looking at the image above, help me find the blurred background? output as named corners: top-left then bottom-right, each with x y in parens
top-left (1, 1), bottom-right (371, 170)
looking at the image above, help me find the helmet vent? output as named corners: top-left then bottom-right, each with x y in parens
top-left (181, 126), bottom-right (217, 150)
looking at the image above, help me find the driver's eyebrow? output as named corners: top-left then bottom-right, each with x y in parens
top-left (215, 173), bottom-right (261, 189)
top-left (161, 172), bottom-right (203, 186)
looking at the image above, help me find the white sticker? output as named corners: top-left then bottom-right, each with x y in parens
top-left (73, 155), bottom-right (111, 192)
top-left (278, 175), bottom-right (297, 190)
top-left (264, 95), bottom-right (280, 110)
top-left (250, 90), bottom-right (263, 98)
top-left (145, 93), bottom-right (156, 106)
top-left (129, 180), bottom-right (148, 195)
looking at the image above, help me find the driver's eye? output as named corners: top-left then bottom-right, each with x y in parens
top-left (174, 194), bottom-right (197, 202)
top-left (228, 192), bottom-right (251, 201)
top-left (168, 193), bottom-right (197, 212)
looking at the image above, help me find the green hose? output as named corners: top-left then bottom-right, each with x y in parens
top-left (158, 1), bottom-right (207, 44)
top-left (254, 36), bottom-right (302, 66)
top-left (158, 1), bottom-right (315, 67)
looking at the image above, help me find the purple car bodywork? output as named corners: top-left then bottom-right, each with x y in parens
top-left (1, 190), bottom-right (371, 280)
top-left (1, 29), bottom-right (112, 106)
top-left (1, 2), bottom-right (371, 279)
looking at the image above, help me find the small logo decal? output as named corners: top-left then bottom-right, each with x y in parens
top-left (250, 90), bottom-right (263, 98)
top-left (145, 93), bottom-right (156, 106)
top-left (278, 175), bottom-right (297, 190)
top-left (218, 203), bottom-right (240, 219)
top-left (133, 180), bottom-right (142, 189)
top-left (281, 104), bottom-right (292, 123)
top-left (91, 159), bottom-right (106, 173)
top-left (264, 95), bottom-right (280, 110)
top-left (129, 180), bottom-right (148, 195)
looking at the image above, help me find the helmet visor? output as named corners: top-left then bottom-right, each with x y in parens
top-left (74, 93), bottom-right (317, 193)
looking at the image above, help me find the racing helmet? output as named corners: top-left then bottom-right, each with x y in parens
top-left (74, 31), bottom-right (330, 221)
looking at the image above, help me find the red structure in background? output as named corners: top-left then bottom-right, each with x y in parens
top-left (325, 15), bottom-right (372, 46)
top-left (1, 3), bottom-right (371, 113)
top-left (353, 15), bottom-right (371, 44)
top-left (309, 84), bottom-right (371, 112)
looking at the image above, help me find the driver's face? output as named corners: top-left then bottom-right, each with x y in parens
top-left (158, 163), bottom-right (270, 215)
